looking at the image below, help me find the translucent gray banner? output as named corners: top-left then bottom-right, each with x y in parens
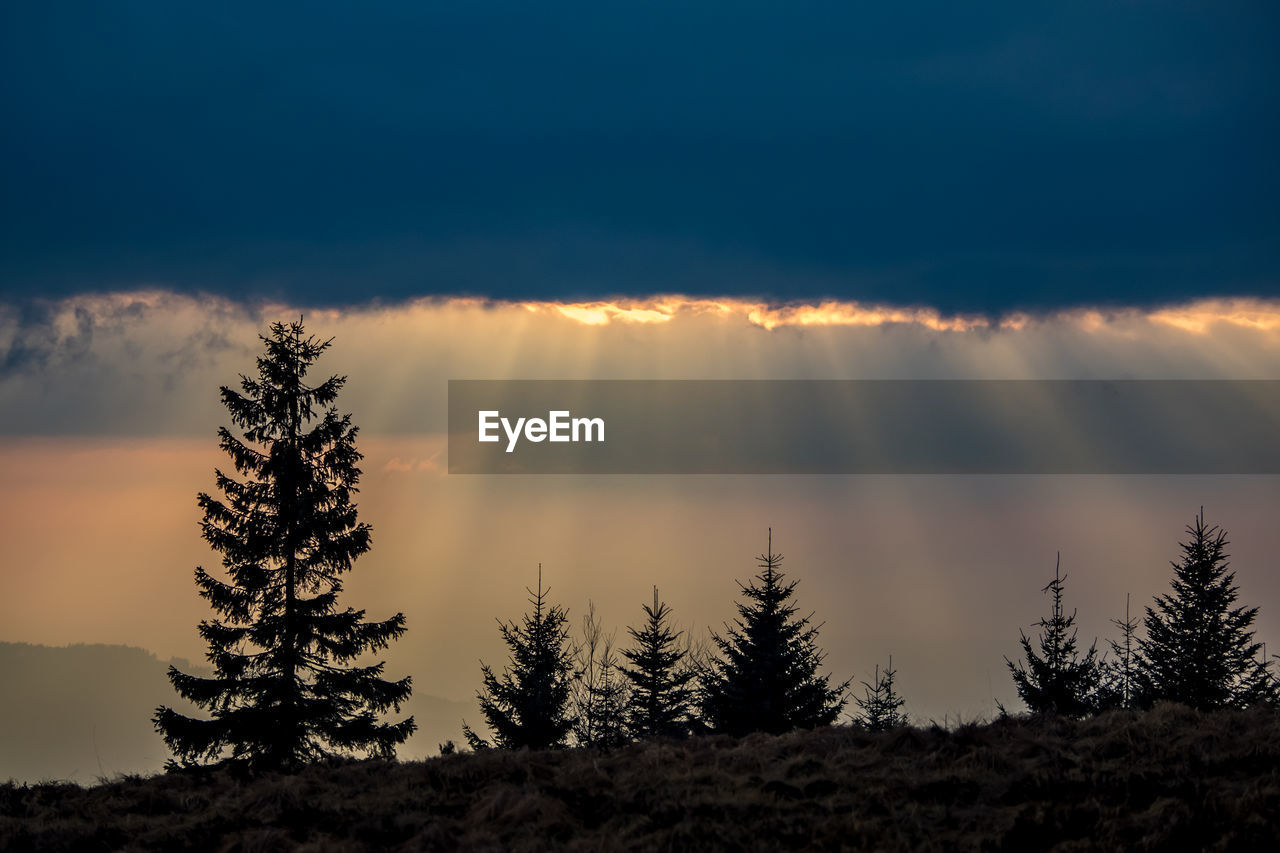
top-left (447, 380), bottom-right (1280, 474)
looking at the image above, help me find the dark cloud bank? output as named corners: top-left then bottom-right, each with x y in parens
top-left (2, 2), bottom-right (1278, 313)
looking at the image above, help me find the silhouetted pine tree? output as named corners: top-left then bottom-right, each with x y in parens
top-left (620, 587), bottom-right (696, 739)
top-left (464, 567), bottom-right (576, 750)
top-left (1138, 510), bottom-right (1271, 709)
top-left (1255, 645), bottom-right (1280, 707)
top-left (578, 652), bottom-right (629, 749)
top-left (1005, 554), bottom-right (1101, 718)
top-left (855, 658), bottom-right (908, 732)
top-left (154, 320), bottom-right (414, 769)
top-left (701, 529), bottom-right (847, 736)
top-left (1098, 594), bottom-right (1141, 711)
top-left (571, 602), bottom-right (630, 748)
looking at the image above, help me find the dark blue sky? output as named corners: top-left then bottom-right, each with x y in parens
top-left (2, 1), bottom-right (1277, 313)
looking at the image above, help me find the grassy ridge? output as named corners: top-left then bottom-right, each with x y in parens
top-left (2, 703), bottom-right (1277, 852)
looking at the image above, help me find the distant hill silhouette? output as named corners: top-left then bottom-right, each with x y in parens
top-left (0, 643), bottom-right (470, 783)
top-left (0, 643), bottom-right (196, 782)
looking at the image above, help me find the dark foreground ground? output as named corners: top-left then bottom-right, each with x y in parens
top-left (2, 704), bottom-right (1277, 852)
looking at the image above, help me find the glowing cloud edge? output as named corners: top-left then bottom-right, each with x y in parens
top-left (6, 292), bottom-right (1280, 337)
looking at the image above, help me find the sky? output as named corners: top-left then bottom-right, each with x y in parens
top-left (1, 3), bottom-right (1279, 775)
top-left (2, 295), bottom-right (1279, 744)
top-left (2, 2), bottom-right (1278, 311)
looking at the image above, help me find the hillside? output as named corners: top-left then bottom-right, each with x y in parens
top-left (0, 643), bottom-right (471, 783)
top-left (2, 703), bottom-right (1277, 852)
top-left (0, 643), bottom-right (201, 783)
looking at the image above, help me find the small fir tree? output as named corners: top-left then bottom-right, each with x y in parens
top-left (571, 602), bottom-right (630, 748)
top-left (855, 658), bottom-right (908, 732)
top-left (701, 529), bottom-right (847, 736)
top-left (1099, 594), bottom-right (1141, 711)
top-left (464, 566), bottom-right (576, 750)
top-left (1254, 645), bottom-right (1280, 707)
top-left (154, 320), bottom-right (414, 769)
top-left (1005, 554), bottom-right (1101, 718)
top-left (620, 587), bottom-right (696, 739)
top-left (1139, 511), bottom-right (1270, 709)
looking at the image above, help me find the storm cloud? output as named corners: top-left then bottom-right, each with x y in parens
top-left (2, 2), bottom-right (1277, 311)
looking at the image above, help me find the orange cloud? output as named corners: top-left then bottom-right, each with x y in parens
top-left (742, 301), bottom-right (989, 332)
top-left (1147, 300), bottom-right (1280, 335)
top-left (379, 444), bottom-right (444, 475)
top-left (515, 296), bottom-right (988, 331)
top-left (519, 298), bottom-right (736, 326)
top-left (508, 295), bottom-right (1280, 334)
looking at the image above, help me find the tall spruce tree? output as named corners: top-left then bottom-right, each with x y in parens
top-left (154, 320), bottom-right (414, 769)
top-left (620, 587), bottom-right (696, 739)
top-left (855, 658), bottom-right (908, 732)
top-left (1005, 554), bottom-right (1101, 718)
top-left (464, 567), bottom-right (576, 750)
top-left (701, 529), bottom-right (847, 736)
top-left (1138, 510), bottom-right (1270, 709)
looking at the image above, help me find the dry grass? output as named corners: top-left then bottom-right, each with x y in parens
top-left (2, 703), bottom-right (1277, 852)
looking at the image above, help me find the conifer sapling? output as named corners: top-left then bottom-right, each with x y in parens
top-left (620, 587), bottom-right (696, 739)
top-left (701, 529), bottom-right (847, 736)
top-left (1138, 510), bottom-right (1271, 709)
top-left (464, 566), bottom-right (576, 750)
top-left (1005, 554), bottom-right (1101, 718)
